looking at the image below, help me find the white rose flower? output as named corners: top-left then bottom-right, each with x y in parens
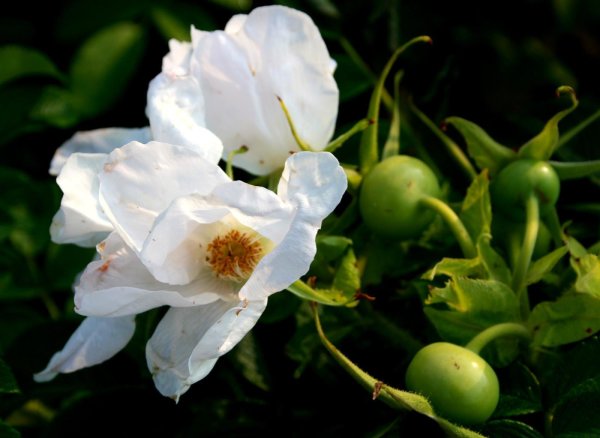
top-left (147, 5), bottom-right (339, 176)
top-left (35, 141), bottom-right (347, 400)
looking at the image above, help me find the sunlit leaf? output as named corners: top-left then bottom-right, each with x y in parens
top-left (529, 293), bottom-right (600, 346)
top-left (525, 245), bottom-right (568, 286)
top-left (460, 170), bottom-right (492, 241)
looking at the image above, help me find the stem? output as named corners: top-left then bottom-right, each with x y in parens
top-left (277, 96), bottom-right (313, 152)
top-left (325, 118), bottom-right (373, 153)
top-left (465, 322), bottom-right (531, 355)
top-left (225, 145), bottom-right (248, 180)
top-left (381, 70), bottom-right (404, 159)
top-left (410, 100), bottom-right (477, 181)
top-left (511, 195), bottom-right (539, 318)
top-left (419, 196), bottom-right (477, 258)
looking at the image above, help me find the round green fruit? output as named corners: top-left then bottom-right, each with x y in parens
top-left (405, 342), bottom-right (500, 425)
top-left (359, 156), bottom-right (440, 239)
top-left (491, 159), bottom-right (560, 221)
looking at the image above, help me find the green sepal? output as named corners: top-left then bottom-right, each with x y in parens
top-left (525, 245), bottom-right (569, 286)
top-left (359, 36), bottom-right (431, 174)
top-left (518, 85), bottom-right (578, 161)
top-left (528, 293), bottom-right (600, 347)
top-left (381, 70), bottom-right (403, 159)
top-left (460, 170), bottom-right (492, 241)
top-left (549, 160), bottom-right (600, 181)
top-left (444, 116), bottom-right (515, 175)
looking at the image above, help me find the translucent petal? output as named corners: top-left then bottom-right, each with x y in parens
top-left (49, 127), bottom-right (151, 176)
top-left (75, 233), bottom-right (229, 317)
top-left (33, 316), bottom-right (135, 382)
top-left (146, 298), bottom-right (266, 400)
top-left (51, 153), bottom-right (113, 247)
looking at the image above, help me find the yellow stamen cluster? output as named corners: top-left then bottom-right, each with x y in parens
top-left (206, 229), bottom-right (263, 282)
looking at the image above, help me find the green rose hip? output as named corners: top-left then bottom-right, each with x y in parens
top-left (359, 155), bottom-right (441, 239)
top-left (405, 342), bottom-right (500, 425)
top-left (491, 159), bottom-right (560, 220)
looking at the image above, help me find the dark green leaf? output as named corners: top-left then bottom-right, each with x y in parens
top-left (0, 421), bottom-right (20, 438)
top-left (0, 45), bottom-right (63, 86)
top-left (30, 86), bottom-right (80, 128)
top-left (229, 332), bottom-right (271, 391)
top-left (482, 419), bottom-right (543, 438)
top-left (477, 234), bottom-right (512, 285)
top-left (551, 390), bottom-right (600, 437)
top-left (69, 22), bottom-right (146, 118)
top-left (493, 362), bottom-right (542, 418)
top-left (0, 357), bottom-right (19, 393)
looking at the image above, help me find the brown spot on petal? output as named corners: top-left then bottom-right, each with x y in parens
top-left (98, 259), bottom-right (112, 273)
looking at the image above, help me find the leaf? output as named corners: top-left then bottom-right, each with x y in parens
top-left (150, 3), bottom-right (217, 41)
top-left (0, 421), bottom-right (20, 438)
top-left (0, 83), bottom-right (47, 145)
top-left (550, 390), bottom-right (600, 437)
top-left (529, 293), bottom-right (600, 347)
top-left (423, 256), bottom-right (483, 281)
top-left (460, 170), bottom-right (492, 241)
top-left (493, 362), bottom-right (542, 418)
top-left (444, 116), bottom-right (516, 175)
top-left (331, 247), bottom-right (360, 297)
top-left (477, 234), bottom-right (512, 285)
top-left (525, 245), bottom-right (568, 286)
top-left (482, 419), bottom-right (543, 438)
top-left (0, 45), bottom-right (63, 86)
top-left (570, 253), bottom-right (600, 297)
top-left (518, 86), bottom-right (578, 160)
top-left (424, 278), bottom-right (520, 347)
top-left (229, 332), bottom-right (271, 392)
top-left (69, 22), bottom-right (146, 118)
top-left (0, 357), bottom-right (19, 394)
top-left (30, 85), bottom-right (80, 128)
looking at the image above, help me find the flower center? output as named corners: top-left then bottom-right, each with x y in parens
top-left (206, 229), bottom-right (264, 282)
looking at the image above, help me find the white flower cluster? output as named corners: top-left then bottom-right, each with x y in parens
top-left (35, 6), bottom-right (346, 400)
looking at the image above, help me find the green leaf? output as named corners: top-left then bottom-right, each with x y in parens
top-left (424, 278), bottom-right (520, 346)
top-left (477, 234), bottom-right (512, 285)
top-left (460, 170), bottom-right (492, 241)
top-left (518, 86), bottom-right (578, 160)
top-left (0, 45), bottom-right (63, 86)
top-left (30, 85), bottom-right (80, 128)
top-left (482, 419), bottom-right (543, 438)
top-left (493, 362), bottom-right (542, 418)
top-left (529, 293), bottom-right (600, 346)
top-left (570, 253), bottom-right (600, 297)
top-left (444, 116), bottom-right (516, 175)
top-left (150, 3), bottom-right (217, 41)
top-left (331, 247), bottom-right (360, 297)
top-left (69, 22), bottom-right (146, 118)
top-left (423, 256), bottom-right (483, 281)
top-left (550, 390), bottom-right (600, 437)
top-left (0, 357), bottom-right (19, 394)
top-left (0, 421), bottom-right (20, 438)
top-left (0, 83), bottom-right (47, 144)
top-left (229, 332), bottom-right (271, 391)
top-left (526, 245), bottom-right (568, 286)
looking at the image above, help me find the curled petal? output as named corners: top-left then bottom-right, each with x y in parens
top-left (76, 233), bottom-right (227, 317)
top-left (51, 153), bottom-right (113, 247)
top-left (98, 141), bottom-right (229, 252)
top-left (146, 299), bottom-right (267, 400)
top-left (146, 74), bottom-right (223, 164)
top-left (49, 127), bottom-right (151, 176)
top-left (34, 316), bottom-right (135, 382)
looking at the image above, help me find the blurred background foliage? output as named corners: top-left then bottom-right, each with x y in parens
top-left (1, 0), bottom-right (599, 436)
